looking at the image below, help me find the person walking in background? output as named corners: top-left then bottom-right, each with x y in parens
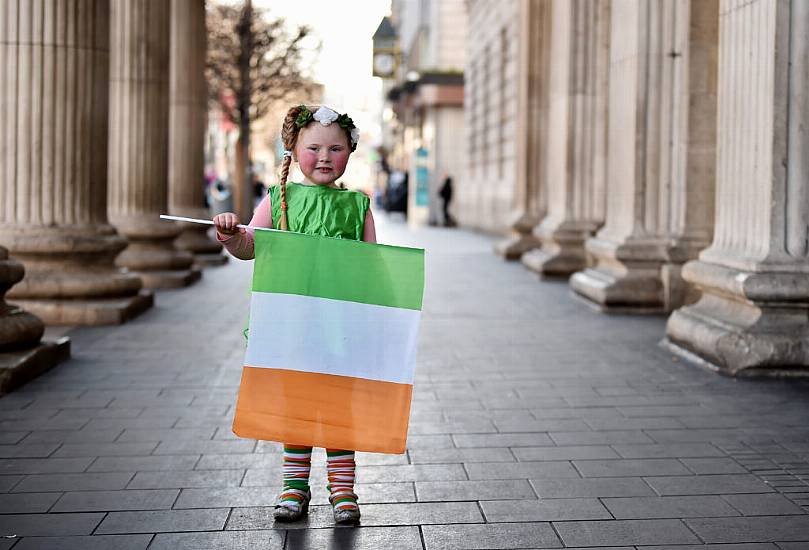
top-left (439, 172), bottom-right (455, 227)
top-left (213, 104), bottom-right (374, 526)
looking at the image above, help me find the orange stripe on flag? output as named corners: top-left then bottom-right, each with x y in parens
top-left (232, 367), bottom-right (413, 454)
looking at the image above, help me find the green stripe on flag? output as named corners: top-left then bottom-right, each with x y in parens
top-left (252, 230), bottom-right (424, 311)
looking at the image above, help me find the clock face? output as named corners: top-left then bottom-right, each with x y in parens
top-left (373, 53), bottom-right (395, 77)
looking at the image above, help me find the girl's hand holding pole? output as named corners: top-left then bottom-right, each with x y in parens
top-left (213, 212), bottom-right (245, 236)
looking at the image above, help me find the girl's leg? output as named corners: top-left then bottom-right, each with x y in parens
top-left (326, 449), bottom-right (358, 513)
top-left (277, 444), bottom-right (312, 511)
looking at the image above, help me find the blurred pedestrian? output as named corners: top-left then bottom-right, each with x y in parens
top-left (439, 172), bottom-right (455, 227)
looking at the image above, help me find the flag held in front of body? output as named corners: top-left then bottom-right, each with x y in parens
top-left (232, 229), bottom-right (425, 454)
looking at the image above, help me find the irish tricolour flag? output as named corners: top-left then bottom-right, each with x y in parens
top-left (232, 229), bottom-right (425, 454)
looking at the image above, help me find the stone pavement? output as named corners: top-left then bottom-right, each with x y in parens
top-left (1, 215), bottom-right (809, 549)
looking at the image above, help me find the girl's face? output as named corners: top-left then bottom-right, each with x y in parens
top-left (294, 123), bottom-right (351, 186)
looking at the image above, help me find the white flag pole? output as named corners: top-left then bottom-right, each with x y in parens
top-left (159, 214), bottom-right (276, 232)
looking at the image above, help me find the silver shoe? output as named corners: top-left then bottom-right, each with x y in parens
top-left (333, 506), bottom-right (361, 525)
top-left (273, 490), bottom-right (311, 522)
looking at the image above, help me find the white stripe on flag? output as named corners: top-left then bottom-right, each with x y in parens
top-left (246, 292), bottom-right (420, 385)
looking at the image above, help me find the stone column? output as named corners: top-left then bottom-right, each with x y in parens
top-left (0, 246), bottom-right (69, 394)
top-left (109, 0), bottom-right (201, 289)
top-left (570, 0), bottom-right (719, 312)
top-left (169, 0), bottom-right (226, 267)
top-left (667, 0), bottom-right (809, 375)
top-left (494, 0), bottom-right (551, 260)
top-left (0, 0), bottom-right (153, 325)
top-left (521, 0), bottom-right (609, 277)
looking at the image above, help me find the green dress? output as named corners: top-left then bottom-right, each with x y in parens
top-left (268, 182), bottom-right (369, 241)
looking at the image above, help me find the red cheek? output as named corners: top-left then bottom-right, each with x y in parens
top-left (297, 150), bottom-right (318, 173)
top-left (332, 151), bottom-right (350, 172)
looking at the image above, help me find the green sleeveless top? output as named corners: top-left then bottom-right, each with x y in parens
top-left (268, 182), bottom-right (370, 241)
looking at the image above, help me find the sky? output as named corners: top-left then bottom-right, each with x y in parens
top-left (256, 0), bottom-right (392, 115)
top-left (253, 0), bottom-right (393, 189)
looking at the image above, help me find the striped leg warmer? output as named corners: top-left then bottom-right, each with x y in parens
top-left (278, 444), bottom-right (312, 510)
top-left (326, 449), bottom-right (358, 511)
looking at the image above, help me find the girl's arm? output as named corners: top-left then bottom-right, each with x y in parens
top-left (363, 208), bottom-right (377, 243)
top-left (216, 194), bottom-right (274, 259)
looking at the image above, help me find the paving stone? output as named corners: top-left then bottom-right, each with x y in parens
top-left (453, 433), bottom-right (555, 448)
top-left (465, 460), bottom-right (580, 480)
top-left (602, 495), bottom-right (740, 519)
top-left (549, 430), bottom-right (655, 445)
top-left (286, 526), bottom-right (422, 550)
top-left (149, 530), bottom-right (285, 550)
top-left (194, 453), bottom-right (280, 470)
top-left (0, 444), bottom-right (59, 458)
top-left (406, 435), bottom-right (457, 448)
top-left (409, 448), bottom-right (515, 464)
top-left (611, 443), bottom-right (726, 458)
top-left (645, 545), bottom-right (778, 550)
top-left (12, 472), bottom-right (133, 493)
top-left (0, 492), bottom-right (60, 513)
top-left (0, 432), bottom-right (27, 445)
top-left (11, 534), bottom-right (152, 550)
top-left (333, 464), bottom-right (467, 483)
top-left (53, 442), bottom-right (158, 458)
top-left (89, 454), bottom-right (199, 472)
top-left (0, 457), bottom-right (92, 475)
top-left (19, 428), bottom-right (123, 444)
top-left (722, 493), bottom-right (807, 516)
top-left (96, 508), bottom-right (229, 534)
top-left (0, 476), bottom-right (22, 492)
top-left (116, 428), bottom-right (215, 442)
top-left (51, 489), bottom-right (179, 512)
top-left (512, 445), bottom-right (620, 461)
top-left (416, 480), bottom-right (536, 501)
top-left (645, 474), bottom-right (775, 495)
top-left (128, 469), bottom-right (243, 489)
top-left (685, 516), bottom-right (809, 543)
top-left (493, 419), bottom-right (591, 432)
top-left (584, 417), bottom-right (686, 430)
top-left (0, 513), bottom-right (103, 536)
top-left (480, 498), bottom-right (611, 522)
top-left (421, 522), bottom-right (562, 549)
top-left (553, 518), bottom-right (701, 546)
top-left (573, 458), bottom-right (692, 477)
top-left (530, 477), bottom-right (656, 498)
top-left (153, 439), bottom-right (256, 455)
top-left (681, 457), bottom-right (748, 474)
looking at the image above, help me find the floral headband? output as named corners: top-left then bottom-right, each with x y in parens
top-left (295, 105), bottom-right (360, 151)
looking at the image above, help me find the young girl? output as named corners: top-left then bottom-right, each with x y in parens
top-left (213, 104), bottom-right (375, 525)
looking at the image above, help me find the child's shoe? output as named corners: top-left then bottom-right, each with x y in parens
top-left (273, 488), bottom-right (311, 522)
top-left (329, 490), bottom-right (360, 525)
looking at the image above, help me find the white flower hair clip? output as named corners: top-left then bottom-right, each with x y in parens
top-left (294, 104), bottom-right (360, 151)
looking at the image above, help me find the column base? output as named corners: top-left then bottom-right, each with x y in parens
top-left (11, 290), bottom-right (154, 326)
top-left (0, 337), bottom-right (71, 395)
top-left (494, 212), bottom-right (542, 260)
top-left (193, 253), bottom-right (228, 268)
top-left (666, 260), bottom-right (809, 376)
top-left (521, 246), bottom-right (586, 278)
top-left (494, 234), bottom-right (541, 261)
top-left (569, 237), bottom-right (666, 313)
top-left (521, 220), bottom-right (598, 278)
top-left (137, 267), bottom-right (202, 289)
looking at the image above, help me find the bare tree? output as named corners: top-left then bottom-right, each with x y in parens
top-left (206, 0), bottom-right (316, 221)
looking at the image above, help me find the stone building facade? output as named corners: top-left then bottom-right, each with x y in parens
top-left (383, 0), bottom-right (467, 227)
top-left (462, 0), bottom-right (809, 376)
